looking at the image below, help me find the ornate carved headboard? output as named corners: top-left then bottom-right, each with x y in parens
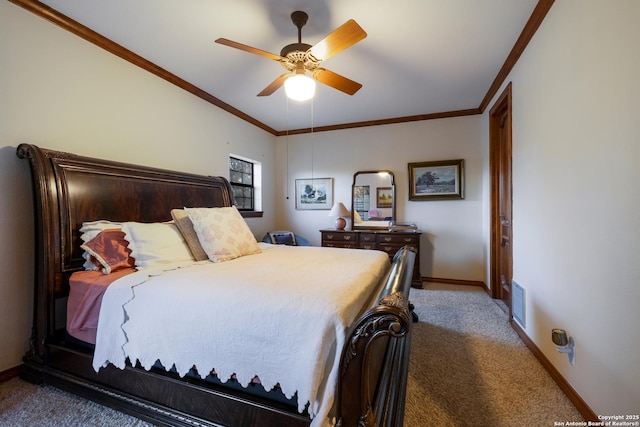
top-left (17, 144), bottom-right (234, 354)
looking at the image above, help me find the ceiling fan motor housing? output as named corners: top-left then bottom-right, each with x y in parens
top-left (280, 43), bottom-right (312, 58)
top-left (280, 11), bottom-right (318, 72)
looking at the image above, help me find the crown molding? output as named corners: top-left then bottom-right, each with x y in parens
top-left (10, 0), bottom-right (554, 136)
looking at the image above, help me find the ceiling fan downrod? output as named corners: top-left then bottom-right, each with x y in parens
top-left (290, 10), bottom-right (308, 43)
top-left (280, 11), bottom-right (312, 58)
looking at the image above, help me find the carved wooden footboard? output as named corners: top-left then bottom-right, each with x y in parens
top-left (336, 246), bottom-right (415, 427)
top-left (17, 143), bottom-right (415, 427)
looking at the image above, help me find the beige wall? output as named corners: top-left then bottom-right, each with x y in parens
top-left (274, 117), bottom-right (485, 282)
top-left (0, 2), bottom-right (276, 371)
top-left (481, 0), bottom-right (640, 415)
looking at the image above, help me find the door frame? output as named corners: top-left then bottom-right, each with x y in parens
top-left (489, 83), bottom-right (513, 314)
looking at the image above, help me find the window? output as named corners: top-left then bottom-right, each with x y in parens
top-left (353, 185), bottom-right (371, 220)
top-left (229, 156), bottom-right (261, 212)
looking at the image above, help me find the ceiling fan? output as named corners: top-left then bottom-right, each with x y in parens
top-left (215, 11), bottom-right (367, 100)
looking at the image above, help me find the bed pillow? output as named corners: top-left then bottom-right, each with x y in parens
top-left (121, 221), bottom-right (194, 269)
top-left (185, 206), bottom-right (261, 263)
top-left (80, 229), bottom-right (135, 274)
top-left (170, 209), bottom-right (208, 261)
top-left (80, 220), bottom-right (123, 271)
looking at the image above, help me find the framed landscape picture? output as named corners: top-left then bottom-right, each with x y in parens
top-left (295, 178), bottom-right (333, 210)
top-left (376, 187), bottom-right (393, 208)
top-left (408, 159), bottom-right (464, 200)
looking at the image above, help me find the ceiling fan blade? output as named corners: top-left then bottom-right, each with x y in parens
top-left (308, 20), bottom-right (367, 62)
top-left (313, 68), bottom-right (362, 95)
top-left (257, 73), bottom-right (290, 96)
top-left (215, 38), bottom-right (283, 61)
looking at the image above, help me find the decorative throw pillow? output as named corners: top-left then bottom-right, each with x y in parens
top-left (80, 229), bottom-right (135, 274)
top-left (80, 220), bottom-right (123, 242)
top-left (268, 231), bottom-right (297, 246)
top-left (121, 221), bottom-right (194, 269)
top-left (80, 220), bottom-right (123, 271)
top-left (185, 206), bottom-right (261, 263)
top-left (170, 209), bottom-right (208, 261)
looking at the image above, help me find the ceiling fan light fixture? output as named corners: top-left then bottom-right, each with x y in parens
top-left (216, 11), bottom-right (366, 99)
top-left (285, 73), bottom-right (316, 101)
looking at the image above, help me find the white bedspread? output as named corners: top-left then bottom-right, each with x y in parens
top-left (93, 243), bottom-right (389, 426)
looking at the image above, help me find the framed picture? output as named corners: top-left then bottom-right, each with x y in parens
top-left (295, 178), bottom-right (334, 210)
top-left (376, 187), bottom-right (393, 208)
top-left (408, 159), bottom-right (464, 200)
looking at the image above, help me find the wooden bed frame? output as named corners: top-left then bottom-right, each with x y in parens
top-left (17, 143), bottom-right (416, 427)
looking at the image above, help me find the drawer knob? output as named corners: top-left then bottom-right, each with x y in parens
top-left (384, 237), bottom-right (392, 242)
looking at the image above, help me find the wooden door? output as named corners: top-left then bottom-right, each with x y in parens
top-left (490, 84), bottom-right (513, 314)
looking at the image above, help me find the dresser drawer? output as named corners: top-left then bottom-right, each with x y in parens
top-left (378, 243), bottom-right (409, 255)
top-left (322, 231), bottom-right (357, 243)
top-left (377, 233), bottom-right (420, 245)
top-left (378, 233), bottom-right (420, 258)
top-left (322, 241), bottom-right (358, 249)
top-left (358, 233), bottom-right (378, 250)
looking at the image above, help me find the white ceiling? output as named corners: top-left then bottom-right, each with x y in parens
top-left (39, 0), bottom-right (540, 132)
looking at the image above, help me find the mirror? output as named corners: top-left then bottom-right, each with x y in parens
top-left (351, 170), bottom-right (395, 230)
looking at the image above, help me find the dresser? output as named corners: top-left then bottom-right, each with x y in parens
top-left (320, 229), bottom-right (422, 287)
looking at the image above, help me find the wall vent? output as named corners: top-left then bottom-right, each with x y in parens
top-left (512, 280), bottom-right (525, 327)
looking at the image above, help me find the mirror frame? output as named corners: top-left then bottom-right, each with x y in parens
top-left (351, 170), bottom-right (396, 230)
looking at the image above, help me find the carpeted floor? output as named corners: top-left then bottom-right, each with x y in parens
top-left (404, 283), bottom-right (583, 426)
top-left (0, 377), bottom-right (149, 426)
top-left (0, 283), bottom-right (583, 426)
